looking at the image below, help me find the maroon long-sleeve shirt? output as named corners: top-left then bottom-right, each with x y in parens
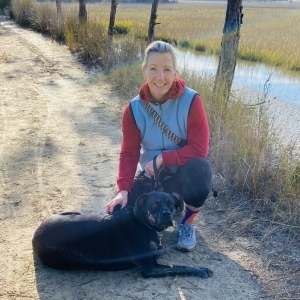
top-left (117, 77), bottom-right (210, 193)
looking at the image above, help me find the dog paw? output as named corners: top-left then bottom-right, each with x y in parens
top-left (197, 267), bottom-right (213, 278)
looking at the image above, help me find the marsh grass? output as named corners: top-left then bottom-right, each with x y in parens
top-left (9, 0), bottom-right (300, 225)
top-left (86, 2), bottom-right (300, 71)
top-left (11, 1), bottom-right (300, 70)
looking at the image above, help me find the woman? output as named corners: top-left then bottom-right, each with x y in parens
top-left (106, 41), bottom-right (212, 252)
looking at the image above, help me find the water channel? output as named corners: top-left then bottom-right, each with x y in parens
top-left (176, 50), bottom-right (300, 108)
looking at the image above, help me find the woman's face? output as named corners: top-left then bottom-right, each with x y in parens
top-left (142, 52), bottom-right (177, 102)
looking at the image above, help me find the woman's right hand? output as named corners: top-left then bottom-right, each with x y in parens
top-left (105, 190), bottom-right (128, 214)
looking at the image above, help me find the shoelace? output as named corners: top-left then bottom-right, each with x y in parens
top-left (181, 225), bottom-right (194, 240)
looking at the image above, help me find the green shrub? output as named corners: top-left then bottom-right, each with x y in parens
top-left (194, 42), bottom-right (206, 52)
top-left (178, 40), bottom-right (191, 48)
top-left (114, 21), bottom-right (133, 35)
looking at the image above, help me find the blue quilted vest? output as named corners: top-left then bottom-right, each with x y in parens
top-left (130, 87), bottom-right (198, 172)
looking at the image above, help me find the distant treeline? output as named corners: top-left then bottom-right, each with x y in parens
top-left (36, 0), bottom-right (178, 3)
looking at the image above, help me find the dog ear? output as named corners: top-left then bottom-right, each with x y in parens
top-left (134, 193), bottom-right (149, 221)
top-left (136, 193), bottom-right (149, 208)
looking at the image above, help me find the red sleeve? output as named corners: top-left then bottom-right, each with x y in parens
top-left (116, 104), bottom-right (141, 193)
top-left (162, 94), bottom-right (210, 165)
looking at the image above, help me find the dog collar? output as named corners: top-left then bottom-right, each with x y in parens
top-left (133, 206), bottom-right (164, 246)
top-left (157, 232), bottom-right (163, 247)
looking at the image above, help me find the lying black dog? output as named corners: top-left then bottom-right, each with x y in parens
top-left (32, 191), bottom-right (213, 278)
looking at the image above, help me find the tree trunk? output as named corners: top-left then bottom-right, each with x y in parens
top-left (147, 0), bottom-right (160, 44)
top-left (56, 0), bottom-right (62, 17)
top-left (79, 0), bottom-right (87, 23)
top-left (108, 0), bottom-right (118, 38)
top-left (214, 0), bottom-right (243, 101)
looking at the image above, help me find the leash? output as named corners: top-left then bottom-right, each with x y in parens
top-left (152, 156), bottom-right (164, 248)
top-left (136, 155), bottom-right (164, 192)
top-left (138, 156), bottom-right (218, 197)
top-left (152, 155), bottom-right (163, 192)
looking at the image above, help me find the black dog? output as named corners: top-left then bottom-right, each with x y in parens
top-left (32, 192), bottom-right (213, 278)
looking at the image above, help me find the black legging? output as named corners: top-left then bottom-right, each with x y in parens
top-left (127, 157), bottom-right (212, 208)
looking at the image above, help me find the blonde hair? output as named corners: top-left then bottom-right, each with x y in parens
top-left (142, 41), bottom-right (177, 70)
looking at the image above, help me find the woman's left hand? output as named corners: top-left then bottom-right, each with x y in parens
top-left (145, 155), bottom-right (163, 176)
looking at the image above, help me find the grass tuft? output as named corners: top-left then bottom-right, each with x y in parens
top-left (10, 0), bottom-right (34, 27)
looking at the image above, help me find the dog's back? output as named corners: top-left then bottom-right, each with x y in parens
top-left (32, 209), bottom-right (150, 270)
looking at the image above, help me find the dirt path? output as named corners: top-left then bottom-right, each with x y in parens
top-left (0, 16), bottom-right (298, 300)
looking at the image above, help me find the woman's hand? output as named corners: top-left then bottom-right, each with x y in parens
top-left (105, 190), bottom-right (128, 213)
top-left (145, 155), bottom-right (163, 176)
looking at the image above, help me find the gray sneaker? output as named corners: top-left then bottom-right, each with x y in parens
top-left (177, 223), bottom-right (196, 252)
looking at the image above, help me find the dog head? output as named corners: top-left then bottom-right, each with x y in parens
top-left (134, 191), bottom-right (175, 232)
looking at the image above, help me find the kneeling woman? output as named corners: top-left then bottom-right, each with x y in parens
top-left (106, 40), bottom-right (212, 252)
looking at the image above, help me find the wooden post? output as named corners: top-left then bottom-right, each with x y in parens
top-left (214, 0), bottom-right (243, 101)
top-left (147, 0), bottom-right (160, 44)
top-left (56, 0), bottom-right (62, 17)
top-left (108, 0), bottom-right (118, 38)
top-left (79, 0), bottom-right (87, 23)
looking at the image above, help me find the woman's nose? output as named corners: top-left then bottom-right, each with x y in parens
top-left (156, 70), bottom-right (164, 79)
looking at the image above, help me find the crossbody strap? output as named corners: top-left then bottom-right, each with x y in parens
top-left (143, 102), bottom-right (187, 147)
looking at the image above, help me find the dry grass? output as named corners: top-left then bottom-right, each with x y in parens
top-left (8, 0), bottom-right (300, 225)
top-left (204, 193), bottom-right (300, 300)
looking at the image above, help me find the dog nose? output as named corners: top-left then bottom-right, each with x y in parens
top-left (162, 210), bottom-right (171, 216)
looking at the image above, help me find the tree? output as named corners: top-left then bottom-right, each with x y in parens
top-left (79, 0), bottom-right (87, 23)
top-left (56, 0), bottom-right (62, 17)
top-left (214, 0), bottom-right (243, 101)
top-left (108, 0), bottom-right (118, 38)
top-left (147, 0), bottom-right (160, 44)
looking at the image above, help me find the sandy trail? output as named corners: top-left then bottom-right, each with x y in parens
top-left (0, 15), bottom-right (299, 300)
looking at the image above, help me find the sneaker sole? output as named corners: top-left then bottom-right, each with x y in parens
top-left (177, 244), bottom-right (196, 252)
